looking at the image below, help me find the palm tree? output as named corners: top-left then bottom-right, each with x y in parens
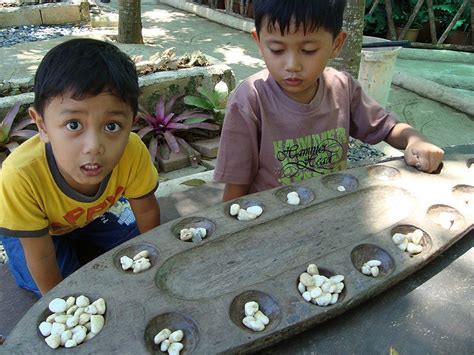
top-left (330, 0), bottom-right (366, 78)
top-left (118, 0), bottom-right (143, 44)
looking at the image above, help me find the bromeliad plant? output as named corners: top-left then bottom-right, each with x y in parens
top-left (183, 81), bottom-right (229, 125)
top-left (135, 95), bottom-right (220, 165)
top-left (0, 103), bottom-right (37, 155)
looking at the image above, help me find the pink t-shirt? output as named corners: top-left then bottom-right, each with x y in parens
top-left (214, 68), bottom-right (399, 193)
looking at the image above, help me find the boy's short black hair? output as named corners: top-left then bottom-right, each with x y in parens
top-left (254, 0), bottom-right (347, 38)
top-left (34, 38), bottom-right (139, 117)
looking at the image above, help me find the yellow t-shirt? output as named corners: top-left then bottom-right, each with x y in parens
top-left (0, 133), bottom-right (158, 237)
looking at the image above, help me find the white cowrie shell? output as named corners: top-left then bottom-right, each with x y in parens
top-left (361, 264), bottom-right (371, 275)
top-left (76, 295), bottom-right (90, 307)
top-left (72, 329), bottom-right (86, 344)
top-left (307, 264), bottom-right (319, 275)
top-left (330, 275), bottom-right (344, 283)
top-left (120, 255), bottom-right (133, 270)
top-left (90, 314), bottom-right (105, 334)
top-left (91, 298), bottom-right (106, 315)
top-left (330, 293), bottom-right (339, 305)
top-left (244, 301), bottom-right (259, 316)
top-left (64, 339), bottom-right (77, 348)
top-left (60, 330), bottom-right (72, 346)
top-left (66, 316), bottom-right (79, 329)
top-left (169, 329), bottom-right (184, 342)
top-left (410, 232), bottom-right (423, 245)
top-left (85, 331), bottom-right (95, 342)
top-left (297, 282), bottom-right (306, 294)
top-left (46, 313), bottom-right (57, 323)
top-left (160, 339), bottom-right (171, 352)
top-left (392, 233), bottom-right (406, 245)
top-left (337, 185), bottom-right (346, 192)
top-left (84, 322), bottom-right (91, 331)
top-left (300, 272), bottom-right (315, 287)
top-left (54, 315), bottom-right (68, 324)
top-left (39, 321), bottom-right (52, 337)
top-left (237, 209), bottom-right (257, 221)
top-left (398, 238), bottom-right (408, 251)
top-left (287, 195), bottom-right (301, 205)
top-left (250, 319), bottom-right (265, 332)
top-left (74, 307), bottom-right (85, 318)
top-left (246, 205), bottom-right (263, 217)
top-left (66, 305), bottom-right (78, 315)
top-left (254, 310), bottom-right (270, 325)
top-left (168, 341), bottom-right (184, 355)
top-left (302, 291), bottom-right (312, 302)
top-left (412, 228), bottom-right (423, 238)
top-left (50, 323), bottom-right (66, 336)
top-left (133, 250), bottom-right (149, 260)
top-left (45, 334), bottom-right (61, 349)
top-left (366, 260), bottom-right (381, 267)
top-left (180, 229), bottom-right (193, 241)
top-left (84, 305), bottom-right (98, 315)
top-left (407, 243), bottom-right (423, 254)
top-left (49, 298), bottom-right (67, 313)
top-left (370, 266), bottom-right (380, 277)
top-left (65, 296), bottom-right (75, 310)
top-left (310, 287), bottom-right (322, 299)
top-left (196, 227), bottom-right (207, 238)
top-left (313, 275), bottom-right (327, 287)
top-left (154, 328), bottom-right (171, 345)
top-left (79, 313), bottom-right (91, 325)
top-left (321, 282), bottom-right (332, 293)
top-left (315, 293), bottom-right (332, 306)
top-left (230, 203), bottom-right (240, 216)
top-left (335, 282), bottom-right (345, 293)
top-left (71, 325), bottom-right (87, 334)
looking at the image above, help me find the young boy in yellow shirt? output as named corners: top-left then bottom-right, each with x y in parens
top-left (0, 38), bottom-right (161, 296)
top-left (214, 0), bottom-right (444, 201)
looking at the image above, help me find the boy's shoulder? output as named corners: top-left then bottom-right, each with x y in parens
top-left (2, 134), bottom-right (44, 173)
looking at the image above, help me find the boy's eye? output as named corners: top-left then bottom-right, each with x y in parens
top-left (105, 122), bottom-right (121, 132)
top-left (302, 49), bottom-right (317, 54)
top-left (66, 121), bottom-right (82, 131)
top-left (269, 48), bottom-right (284, 54)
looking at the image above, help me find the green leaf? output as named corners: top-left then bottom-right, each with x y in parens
top-left (389, 347), bottom-right (399, 355)
top-left (180, 179), bottom-right (206, 187)
top-left (183, 117), bottom-right (211, 124)
top-left (184, 96), bottom-right (214, 110)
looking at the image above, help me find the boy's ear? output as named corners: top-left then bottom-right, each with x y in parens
top-left (331, 31), bottom-right (348, 59)
top-left (251, 29), bottom-right (264, 56)
top-left (28, 107), bottom-right (49, 143)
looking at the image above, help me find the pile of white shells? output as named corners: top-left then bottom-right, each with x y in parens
top-left (242, 301), bottom-right (269, 332)
top-left (392, 229), bottom-right (424, 254)
top-left (120, 250), bottom-right (151, 273)
top-left (437, 212), bottom-right (456, 229)
top-left (361, 259), bottom-right (382, 277)
top-left (287, 191), bottom-right (300, 205)
top-left (153, 328), bottom-right (184, 354)
top-left (230, 203), bottom-right (263, 221)
top-left (337, 185), bottom-right (346, 192)
top-left (180, 227), bottom-right (207, 242)
top-left (39, 295), bottom-right (106, 349)
top-left (0, 243), bottom-right (7, 264)
top-left (298, 264), bottom-right (345, 306)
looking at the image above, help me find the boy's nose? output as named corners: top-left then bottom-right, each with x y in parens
top-left (83, 133), bottom-right (104, 155)
top-left (285, 54), bottom-right (302, 73)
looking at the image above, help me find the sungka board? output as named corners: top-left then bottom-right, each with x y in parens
top-left (4, 147), bottom-right (473, 354)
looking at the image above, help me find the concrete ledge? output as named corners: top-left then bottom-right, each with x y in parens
top-left (0, 7), bottom-right (42, 27)
top-left (160, 0), bottom-right (254, 33)
top-left (40, 3), bottom-right (82, 25)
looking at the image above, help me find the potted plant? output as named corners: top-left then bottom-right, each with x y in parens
top-left (434, 0), bottom-right (472, 45)
top-left (392, 0), bottom-right (428, 41)
top-left (364, 0), bottom-right (389, 38)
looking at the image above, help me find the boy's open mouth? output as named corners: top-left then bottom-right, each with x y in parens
top-left (80, 163), bottom-right (103, 177)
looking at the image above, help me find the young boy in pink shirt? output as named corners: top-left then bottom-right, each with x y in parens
top-left (214, 0), bottom-right (444, 201)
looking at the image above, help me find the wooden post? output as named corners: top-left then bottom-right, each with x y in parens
top-left (398, 0), bottom-right (424, 40)
top-left (471, 0), bottom-right (474, 45)
top-left (385, 0), bottom-right (396, 40)
top-left (426, 0), bottom-right (437, 44)
top-left (437, 0), bottom-right (468, 44)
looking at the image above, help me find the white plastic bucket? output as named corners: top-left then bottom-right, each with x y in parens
top-left (358, 36), bottom-right (401, 108)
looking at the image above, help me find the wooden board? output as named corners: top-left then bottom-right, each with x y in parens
top-left (4, 149), bottom-right (473, 354)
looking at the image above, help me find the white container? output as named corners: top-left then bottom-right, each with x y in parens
top-left (358, 36), bottom-right (402, 108)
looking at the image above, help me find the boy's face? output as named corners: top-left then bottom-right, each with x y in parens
top-left (254, 19), bottom-right (346, 104)
top-left (30, 92), bottom-right (134, 196)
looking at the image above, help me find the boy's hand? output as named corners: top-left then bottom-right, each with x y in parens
top-left (404, 141), bottom-right (444, 173)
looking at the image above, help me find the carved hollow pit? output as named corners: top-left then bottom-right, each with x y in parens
top-left (321, 173), bottom-right (359, 193)
top-left (296, 267), bottom-right (347, 305)
top-left (350, 244), bottom-right (395, 277)
top-left (144, 312), bottom-right (199, 354)
top-left (113, 243), bottom-right (159, 273)
top-left (452, 184), bottom-right (474, 206)
top-left (367, 165), bottom-right (401, 181)
top-left (274, 185), bottom-right (316, 205)
top-left (225, 198), bottom-right (265, 218)
top-left (427, 204), bottom-right (465, 231)
top-left (170, 217), bottom-right (216, 243)
top-left (391, 225), bottom-right (433, 256)
top-left (229, 290), bottom-right (281, 333)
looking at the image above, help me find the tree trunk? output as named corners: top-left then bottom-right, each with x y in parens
top-left (330, 0), bottom-right (366, 78)
top-left (471, 0), bottom-right (474, 45)
top-left (118, 0), bottom-right (143, 44)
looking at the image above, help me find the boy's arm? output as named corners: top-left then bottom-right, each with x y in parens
top-left (20, 235), bottom-right (62, 295)
top-left (385, 122), bottom-right (444, 173)
top-left (129, 195), bottom-right (161, 233)
top-left (223, 183), bottom-right (251, 202)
